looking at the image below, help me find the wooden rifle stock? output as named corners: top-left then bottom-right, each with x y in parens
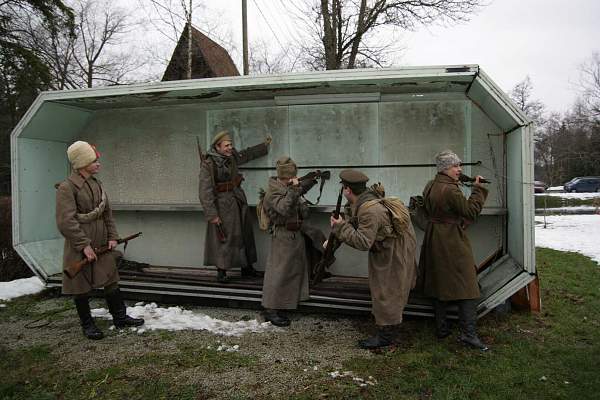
top-left (63, 232), bottom-right (142, 279)
top-left (459, 173), bottom-right (490, 184)
top-left (310, 186), bottom-right (344, 285)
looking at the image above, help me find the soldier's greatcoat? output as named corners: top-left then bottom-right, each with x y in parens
top-left (333, 191), bottom-right (418, 326)
top-left (56, 172), bottom-right (120, 295)
top-left (261, 177), bottom-right (325, 309)
top-left (198, 142), bottom-right (268, 270)
top-left (419, 173), bottom-right (488, 301)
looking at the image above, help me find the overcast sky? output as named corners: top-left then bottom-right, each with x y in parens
top-left (205, 0), bottom-right (599, 114)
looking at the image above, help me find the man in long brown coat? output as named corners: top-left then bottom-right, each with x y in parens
top-left (330, 170), bottom-right (418, 349)
top-left (198, 130), bottom-right (271, 282)
top-left (261, 157), bottom-right (322, 326)
top-left (56, 141), bottom-right (144, 340)
top-left (419, 149), bottom-right (489, 351)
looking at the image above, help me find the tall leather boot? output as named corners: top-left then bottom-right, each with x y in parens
top-left (241, 265), bottom-right (263, 278)
top-left (434, 299), bottom-right (451, 339)
top-left (458, 299), bottom-right (489, 351)
top-left (262, 309), bottom-right (290, 327)
top-left (105, 287), bottom-right (145, 328)
top-left (217, 269), bottom-right (230, 283)
top-left (74, 296), bottom-right (103, 340)
top-left (358, 325), bottom-right (399, 349)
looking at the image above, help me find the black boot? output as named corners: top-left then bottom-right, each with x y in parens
top-left (458, 299), bottom-right (488, 351)
top-left (241, 265), bottom-right (263, 278)
top-left (105, 287), bottom-right (145, 328)
top-left (74, 296), bottom-right (104, 340)
top-left (217, 269), bottom-right (230, 283)
top-left (263, 309), bottom-right (290, 327)
top-left (358, 325), bottom-right (399, 349)
top-left (434, 299), bottom-right (451, 339)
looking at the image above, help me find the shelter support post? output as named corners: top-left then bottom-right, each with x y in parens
top-left (510, 276), bottom-right (541, 313)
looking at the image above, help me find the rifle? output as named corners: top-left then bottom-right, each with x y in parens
top-left (64, 232), bottom-right (142, 279)
top-left (197, 136), bottom-right (227, 243)
top-left (310, 186), bottom-right (344, 285)
top-left (459, 173), bottom-right (490, 184)
top-left (295, 170), bottom-right (331, 205)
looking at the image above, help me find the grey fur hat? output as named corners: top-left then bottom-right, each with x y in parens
top-left (435, 150), bottom-right (462, 172)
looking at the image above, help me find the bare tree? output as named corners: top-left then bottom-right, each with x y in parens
top-left (578, 52), bottom-right (600, 119)
top-left (510, 76), bottom-right (545, 127)
top-left (289, 0), bottom-right (484, 70)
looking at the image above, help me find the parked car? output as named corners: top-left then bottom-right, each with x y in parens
top-left (534, 181), bottom-right (548, 193)
top-left (563, 177), bottom-right (600, 193)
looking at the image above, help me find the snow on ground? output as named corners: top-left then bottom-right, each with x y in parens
top-left (0, 276), bottom-right (44, 301)
top-left (535, 192), bottom-right (600, 199)
top-left (535, 214), bottom-right (600, 264)
top-left (91, 302), bottom-right (280, 336)
top-left (547, 186), bottom-right (564, 192)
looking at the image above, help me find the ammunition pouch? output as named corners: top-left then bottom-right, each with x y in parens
top-left (215, 174), bottom-right (243, 192)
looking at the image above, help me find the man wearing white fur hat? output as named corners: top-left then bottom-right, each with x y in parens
top-left (419, 149), bottom-right (489, 351)
top-left (56, 141), bottom-right (144, 340)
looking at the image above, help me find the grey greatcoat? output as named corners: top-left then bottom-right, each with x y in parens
top-left (333, 191), bottom-right (418, 326)
top-left (198, 142), bottom-right (269, 270)
top-left (56, 172), bottom-right (120, 295)
top-left (419, 173), bottom-right (489, 301)
top-left (261, 177), bottom-right (325, 310)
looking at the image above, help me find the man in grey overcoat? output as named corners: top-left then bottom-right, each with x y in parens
top-left (330, 170), bottom-right (418, 349)
top-left (198, 130), bottom-right (271, 282)
top-left (56, 141), bottom-right (144, 340)
top-left (261, 156), bottom-right (323, 326)
top-left (419, 150), bottom-right (489, 351)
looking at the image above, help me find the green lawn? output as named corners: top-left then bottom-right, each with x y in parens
top-left (1, 248), bottom-right (599, 399)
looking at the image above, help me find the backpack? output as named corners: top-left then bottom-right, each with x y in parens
top-left (364, 183), bottom-right (412, 235)
top-left (256, 188), bottom-right (270, 231)
top-left (408, 182), bottom-right (433, 231)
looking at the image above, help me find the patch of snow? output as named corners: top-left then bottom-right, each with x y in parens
top-left (547, 186), bottom-right (564, 192)
top-left (329, 370), bottom-right (377, 386)
top-left (535, 215), bottom-right (600, 263)
top-left (91, 302), bottom-right (279, 336)
top-left (0, 277), bottom-right (45, 301)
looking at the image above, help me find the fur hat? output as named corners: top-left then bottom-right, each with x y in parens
top-left (276, 156), bottom-right (297, 179)
top-left (67, 141), bottom-right (99, 169)
top-left (435, 150), bottom-right (462, 172)
top-left (212, 130), bottom-right (232, 147)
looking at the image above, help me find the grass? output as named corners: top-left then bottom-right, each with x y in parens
top-left (534, 194), bottom-right (598, 209)
top-left (1, 248), bottom-right (599, 399)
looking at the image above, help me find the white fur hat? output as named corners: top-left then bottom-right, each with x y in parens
top-left (435, 150), bottom-right (462, 172)
top-left (67, 141), bottom-right (98, 169)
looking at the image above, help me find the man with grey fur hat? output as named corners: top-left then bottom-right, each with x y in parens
top-left (56, 141), bottom-right (144, 340)
top-left (198, 130), bottom-right (271, 283)
top-left (261, 156), bottom-right (324, 326)
top-left (419, 149), bottom-right (489, 351)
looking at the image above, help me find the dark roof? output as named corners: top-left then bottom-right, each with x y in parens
top-left (162, 24), bottom-right (240, 81)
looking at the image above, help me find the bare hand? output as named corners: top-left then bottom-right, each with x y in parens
top-left (83, 245), bottom-right (97, 262)
top-left (322, 240), bottom-right (328, 249)
top-left (289, 177), bottom-right (300, 186)
top-left (265, 135), bottom-right (272, 145)
top-left (330, 214), bottom-right (343, 227)
top-left (108, 240), bottom-right (118, 250)
top-left (210, 216), bottom-right (222, 224)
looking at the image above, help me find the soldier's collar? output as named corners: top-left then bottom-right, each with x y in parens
top-left (67, 171), bottom-right (96, 188)
top-left (434, 173), bottom-right (458, 185)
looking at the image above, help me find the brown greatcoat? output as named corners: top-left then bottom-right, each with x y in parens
top-left (198, 142), bottom-right (268, 270)
top-left (333, 191), bottom-right (418, 326)
top-left (56, 172), bottom-right (120, 295)
top-left (261, 177), bottom-right (325, 309)
top-left (419, 173), bottom-right (489, 301)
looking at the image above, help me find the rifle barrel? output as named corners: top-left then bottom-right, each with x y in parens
top-left (240, 161), bottom-right (482, 171)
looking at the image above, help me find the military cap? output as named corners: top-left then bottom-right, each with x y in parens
top-left (339, 169), bottom-right (369, 185)
top-left (212, 130), bottom-right (232, 146)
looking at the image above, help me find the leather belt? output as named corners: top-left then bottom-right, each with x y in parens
top-left (215, 175), bottom-right (243, 192)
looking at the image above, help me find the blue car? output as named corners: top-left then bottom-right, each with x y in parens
top-left (563, 177), bottom-right (600, 193)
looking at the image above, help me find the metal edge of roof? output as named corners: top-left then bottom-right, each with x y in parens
top-left (479, 271), bottom-right (536, 317)
top-left (13, 244), bottom-right (47, 282)
top-left (521, 124), bottom-right (536, 274)
top-left (35, 65), bottom-right (480, 101)
top-left (473, 69), bottom-right (532, 126)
